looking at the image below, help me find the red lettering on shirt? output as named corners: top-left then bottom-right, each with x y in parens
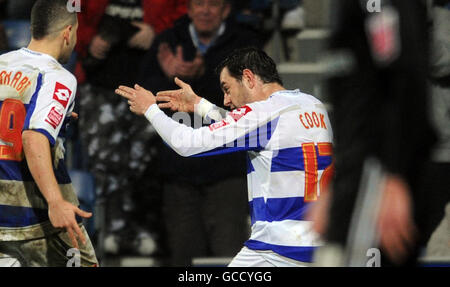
top-left (45, 106), bottom-right (64, 129)
top-left (209, 120), bottom-right (230, 131)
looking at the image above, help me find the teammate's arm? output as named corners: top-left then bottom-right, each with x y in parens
top-left (22, 130), bottom-right (92, 249)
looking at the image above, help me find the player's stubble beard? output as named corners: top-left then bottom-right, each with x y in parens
top-left (232, 84), bottom-right (250, 110)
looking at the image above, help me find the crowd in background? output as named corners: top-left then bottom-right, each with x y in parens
top-left (0, 0), bottom-right (448, 267)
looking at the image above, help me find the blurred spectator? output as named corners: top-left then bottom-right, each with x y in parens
top-left (230, 0), bottom-right (304, 60)
top-left (311, 0), bottom-right (439, 266)
top-left (0, 24), bottom-right (6, 51)
top-left (75, 0), bottom-right (187, 258)
top-left (138, 0), bottom-right (261, 266)
top-left (5, 0), bottom-right (35, 19)
top-left (0, 0), bottom-right (5, 18)
top-left (423, 0), bottom-right (450, 258)
top-left (75, 0), bottom-right (187, 87)
top-left (281, 1), bottom-right (304, 31)
top-left (0, 16), bottom-right (6, 51)
top-left (0, 0), bottom-right (5, 51)
top-left (146, 0), bottom-right (189, 34)
top-left (0, 0), bottom-right (36, 52)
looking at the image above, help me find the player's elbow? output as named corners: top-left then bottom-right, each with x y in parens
top-left (172, 146), bottom-right (195, 157)
top-left (22, 130), bottom-right (36, 149)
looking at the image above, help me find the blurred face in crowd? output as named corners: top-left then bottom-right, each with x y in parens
top-left (188, 0), bottom-right (231, 38)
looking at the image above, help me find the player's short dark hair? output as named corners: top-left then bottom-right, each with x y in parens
top-left (31, 0), bottom-right (77, 40)
top-left (216, 47), bottom-right (283, 85)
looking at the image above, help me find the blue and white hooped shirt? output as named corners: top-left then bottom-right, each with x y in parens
top-left (145, 88), bottom-right (334, 263)
top-left (0, 48), bottom-right (78, 240)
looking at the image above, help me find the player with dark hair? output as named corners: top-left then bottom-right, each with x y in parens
top-left (216, 48), bottom-right (284, 86)
top-left (0, 0), bottom-right (98, 267)
top-left (117, 47), bottom-right (334, 266)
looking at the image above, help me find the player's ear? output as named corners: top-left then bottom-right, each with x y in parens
top-left (63, 25), bottom-right (72, 45)
top-left (242, 69), bottom-right (255, 89)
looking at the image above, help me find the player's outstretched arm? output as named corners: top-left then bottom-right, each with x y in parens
top-left (22, 130), bottom-right (92, 249)
top-left (116, 84), bottom-right (158, 115)
top-left (155, 77), bottom-right (201, 113)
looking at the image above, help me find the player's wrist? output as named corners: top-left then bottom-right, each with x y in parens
top-left (46, 194), bottom-right (64, 207)
top-left (194, 95), bottom-right (201, 106)
top-left (144, 103), bottom-right (163, 121)
top-left (194, 97), bottom-right (213, 117)
top-left (147, 97), bottom-right (157, 110)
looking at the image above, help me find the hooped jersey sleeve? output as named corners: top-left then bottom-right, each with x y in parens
top-left (23, 71), bottom-right (76, 146)
top-left (145, 101), bottom-right (300, 157)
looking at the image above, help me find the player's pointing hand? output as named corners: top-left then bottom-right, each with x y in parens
top-left (155, 77), bottom-right (201, 113)
top-left (48, 199), bottom-right (92, 249)
top-left (116, 84), bottom-right (156, 116)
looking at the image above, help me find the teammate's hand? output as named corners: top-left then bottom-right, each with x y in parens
top-left (116, 84), bottom-right (156, 115)
top-left (47, 199), bottom-right (92, 249)
top-left (156, 77), bottom-right (201, 113)
top-left (128, 22), bottom-right (155, 50)
top-left (377, 175), bottom-right (418, 264)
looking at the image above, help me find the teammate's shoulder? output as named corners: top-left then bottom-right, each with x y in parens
top-left (0, 49), bottom-right (17, 59)
top-left (18, 48), bottom-right (72, 75)
top-left (0, 48), bottom-right (26, 63)
top-left (57, 67), bottom-right (76, 83)
top-left (43, 63), bottom-right (77, 86)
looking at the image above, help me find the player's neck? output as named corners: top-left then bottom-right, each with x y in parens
top-left (260, 83), bottom-right (285, 100)
top-left (247, 83), bottom-right (285, 104)
top-left (27, 39), bottom-right (61, 62)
